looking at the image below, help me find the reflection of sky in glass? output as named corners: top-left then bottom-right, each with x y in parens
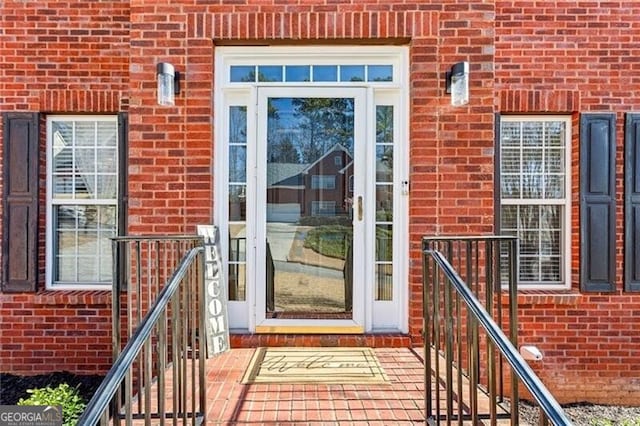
top-left (230, 66), bottom-right (255, 82)
top-left (229, 145), bottom-right (246, 183)
top-left (258, 66), bottom-right (283, 82)
top-left (286, 66), bottom-right (310, 82)
top-left (340, 65), bottom-right (365, 82)
top-left (229, 106), bottom-right (247, 144)
top-left (267, 97), bottom-right (355, 164)
top-left (368, 65), bottom-right (393, 82)
top-left (313, 66), bottom-right (338, 81)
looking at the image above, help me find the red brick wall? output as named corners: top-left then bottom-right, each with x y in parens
top-left (496, 1), bottom-right (640, 404)
top-left (1, 0), bottom-right (639, 406)
top-left (0, 0), bottom-right (129, 374)
top-left (126, 0), bottom-right (495, 346)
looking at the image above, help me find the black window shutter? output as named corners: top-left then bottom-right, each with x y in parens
top-left (2, 112), bottom-right (39, 292)
top-left (580, 113), bottom-right (616, 292)
top-left (625, 113), bottom-right (640, 291)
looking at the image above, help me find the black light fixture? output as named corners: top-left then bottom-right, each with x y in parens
top-left (445, 61), bottom-right (469, 106)
top-left (157, 62), bottom-right (181, 106)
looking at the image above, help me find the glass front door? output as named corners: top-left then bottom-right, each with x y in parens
top-left (255, 87), bottom-right (366, 332)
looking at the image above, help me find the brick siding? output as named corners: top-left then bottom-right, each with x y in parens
top-left (0, 0), bottom-right (638, 404)
top-left (496, 1), bottom-right (640, 403)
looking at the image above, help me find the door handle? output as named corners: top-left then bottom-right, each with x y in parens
top-left (357, 196), bottom-right (363, 221)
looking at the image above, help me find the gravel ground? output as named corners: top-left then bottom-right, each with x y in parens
top-left (519, 401), bottom-right (640, 425)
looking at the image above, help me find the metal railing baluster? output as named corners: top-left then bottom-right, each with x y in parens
top-left (78, 236), bottom-right (207, 425)
top-left (422, 236), bottom-right (572, 426)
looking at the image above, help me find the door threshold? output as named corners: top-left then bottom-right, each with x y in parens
top-left (255, 325), bottom-right (364, 334)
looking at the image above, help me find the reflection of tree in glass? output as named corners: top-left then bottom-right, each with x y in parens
top-left (229, 106), bottom-right (247, 143)
top-left (291, 98), bottom-right (354, 163)
top-left (376, 105), bottom-right (393, 143)
top-left (269, 135), bottom-right (300, 163)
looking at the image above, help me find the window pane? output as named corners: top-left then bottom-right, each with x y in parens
top-left (313, 65), bottom-right (337, 82)
top-left (368, 65), bottom-right (393, 82)
top-left (545, 175), bottom-right (565, 198)
top-left (97, 121), bottom-right (117, 146)
top-left (545, 148), bottom-right (565, 173)
top-left (56, 256), bottom-right (77, 282)
top-left (376, 223), bottom-right (393, 301)
top-left (501, 122), bottom-right (521, 147)
top-left (545, 121), bottom-right (565, 146)
top-left (541, 257), bottom-right (561, 281)
top-left (500, 205), bottom-right (518, 229)
top-left (501, 204), bottom-right (563, 284)
top-left (229, 145), bottom-right (247, 183)
top-left (340, 65), bottom-right (365, 82)
top-left (230, 65), bottom-right (255, 82)
top-left (540, 205), bottom-right (560, 229)
top-left (96, 176), bottom-right (116, 199)
top-left (229, 185), bottom-right (247, 221)
top-left (522, 122), bottom-right (543, 146)
top-left (228, 223), bottom-right (246, 301)
top-left (76, 122), bottom-right (95, 146)
top-left (53, 205), bottom-right (115, 283)
top-left (376, 146), bottom-right (393, 183)
top-left (376, 263), bottom-right (393, 301)
top-left (376, 105), bottom-right (394, 144)
top-left (376, 225), bottom-right (393, 262)
top-left (501, 175), bottom-right (520, 198)
top-left (229, 106), bottom-right (247, 144)
top-left (96, 148), bottom-right (117, 173)
top-left (258, 65), bottom-right (283, 82)
top-left (53, 175), bottom-right (74, 196)
top-left (376, 184), bottom-right (393, 222)
top-left (500, 148), bottom-right (520, 174)
top-left (285, 65), bottom-right (310, 82)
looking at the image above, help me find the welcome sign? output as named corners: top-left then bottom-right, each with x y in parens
top-left (197, 225), bottom-right (231, 358)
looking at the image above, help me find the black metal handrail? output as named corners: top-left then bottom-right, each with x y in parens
top-left (423, 240), bottom-right (571, 425)
top-left (77, 245), bottom-right (207, 425)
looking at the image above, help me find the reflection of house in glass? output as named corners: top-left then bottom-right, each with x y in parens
top-left (267, 144), bottom-right (353, 222)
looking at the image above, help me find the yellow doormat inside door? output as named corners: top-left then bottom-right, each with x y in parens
top-left (241, 347), bottom-right (390, 384)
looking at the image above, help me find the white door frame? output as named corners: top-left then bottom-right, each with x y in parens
top-left (214, 46), bottom-right (410, 335)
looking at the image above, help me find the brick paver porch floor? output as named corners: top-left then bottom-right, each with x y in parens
top-left (205, 348), bottom-right (426, 425)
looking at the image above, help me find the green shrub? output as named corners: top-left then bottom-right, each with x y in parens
top-left (591, 419), bottom-right (640, 426)
top-left (17, 383), bottom-right (86, 426)
top-left (303, 225), bottom-right (352, 259)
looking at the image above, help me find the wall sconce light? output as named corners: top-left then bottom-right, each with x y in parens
top-left (157, 62), bottom-right (181, 106)
top-left (445, 61), bottom-right (469, 106)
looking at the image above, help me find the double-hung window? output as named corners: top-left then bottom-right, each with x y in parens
top-left (46, 116), bottom-right (119, 289)
top-left (499, 116), bottom-right (571, 289)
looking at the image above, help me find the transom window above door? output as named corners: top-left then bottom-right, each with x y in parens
top-left (229, 64), bottom-right (395, 83)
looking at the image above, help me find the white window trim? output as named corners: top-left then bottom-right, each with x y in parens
top-left (46, 115), bottom-right (118, 290)
top-left (500, 115), bottom-right (572, 290)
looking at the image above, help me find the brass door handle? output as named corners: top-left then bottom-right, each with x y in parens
top-left (357, 196), bottom-right (363, 221)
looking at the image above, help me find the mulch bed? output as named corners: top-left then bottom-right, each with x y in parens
top-left (0, 371), bottom-right (104, 405)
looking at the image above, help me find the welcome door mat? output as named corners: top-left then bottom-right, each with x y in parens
top-left (241, 347), bottom-right (390, 384)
